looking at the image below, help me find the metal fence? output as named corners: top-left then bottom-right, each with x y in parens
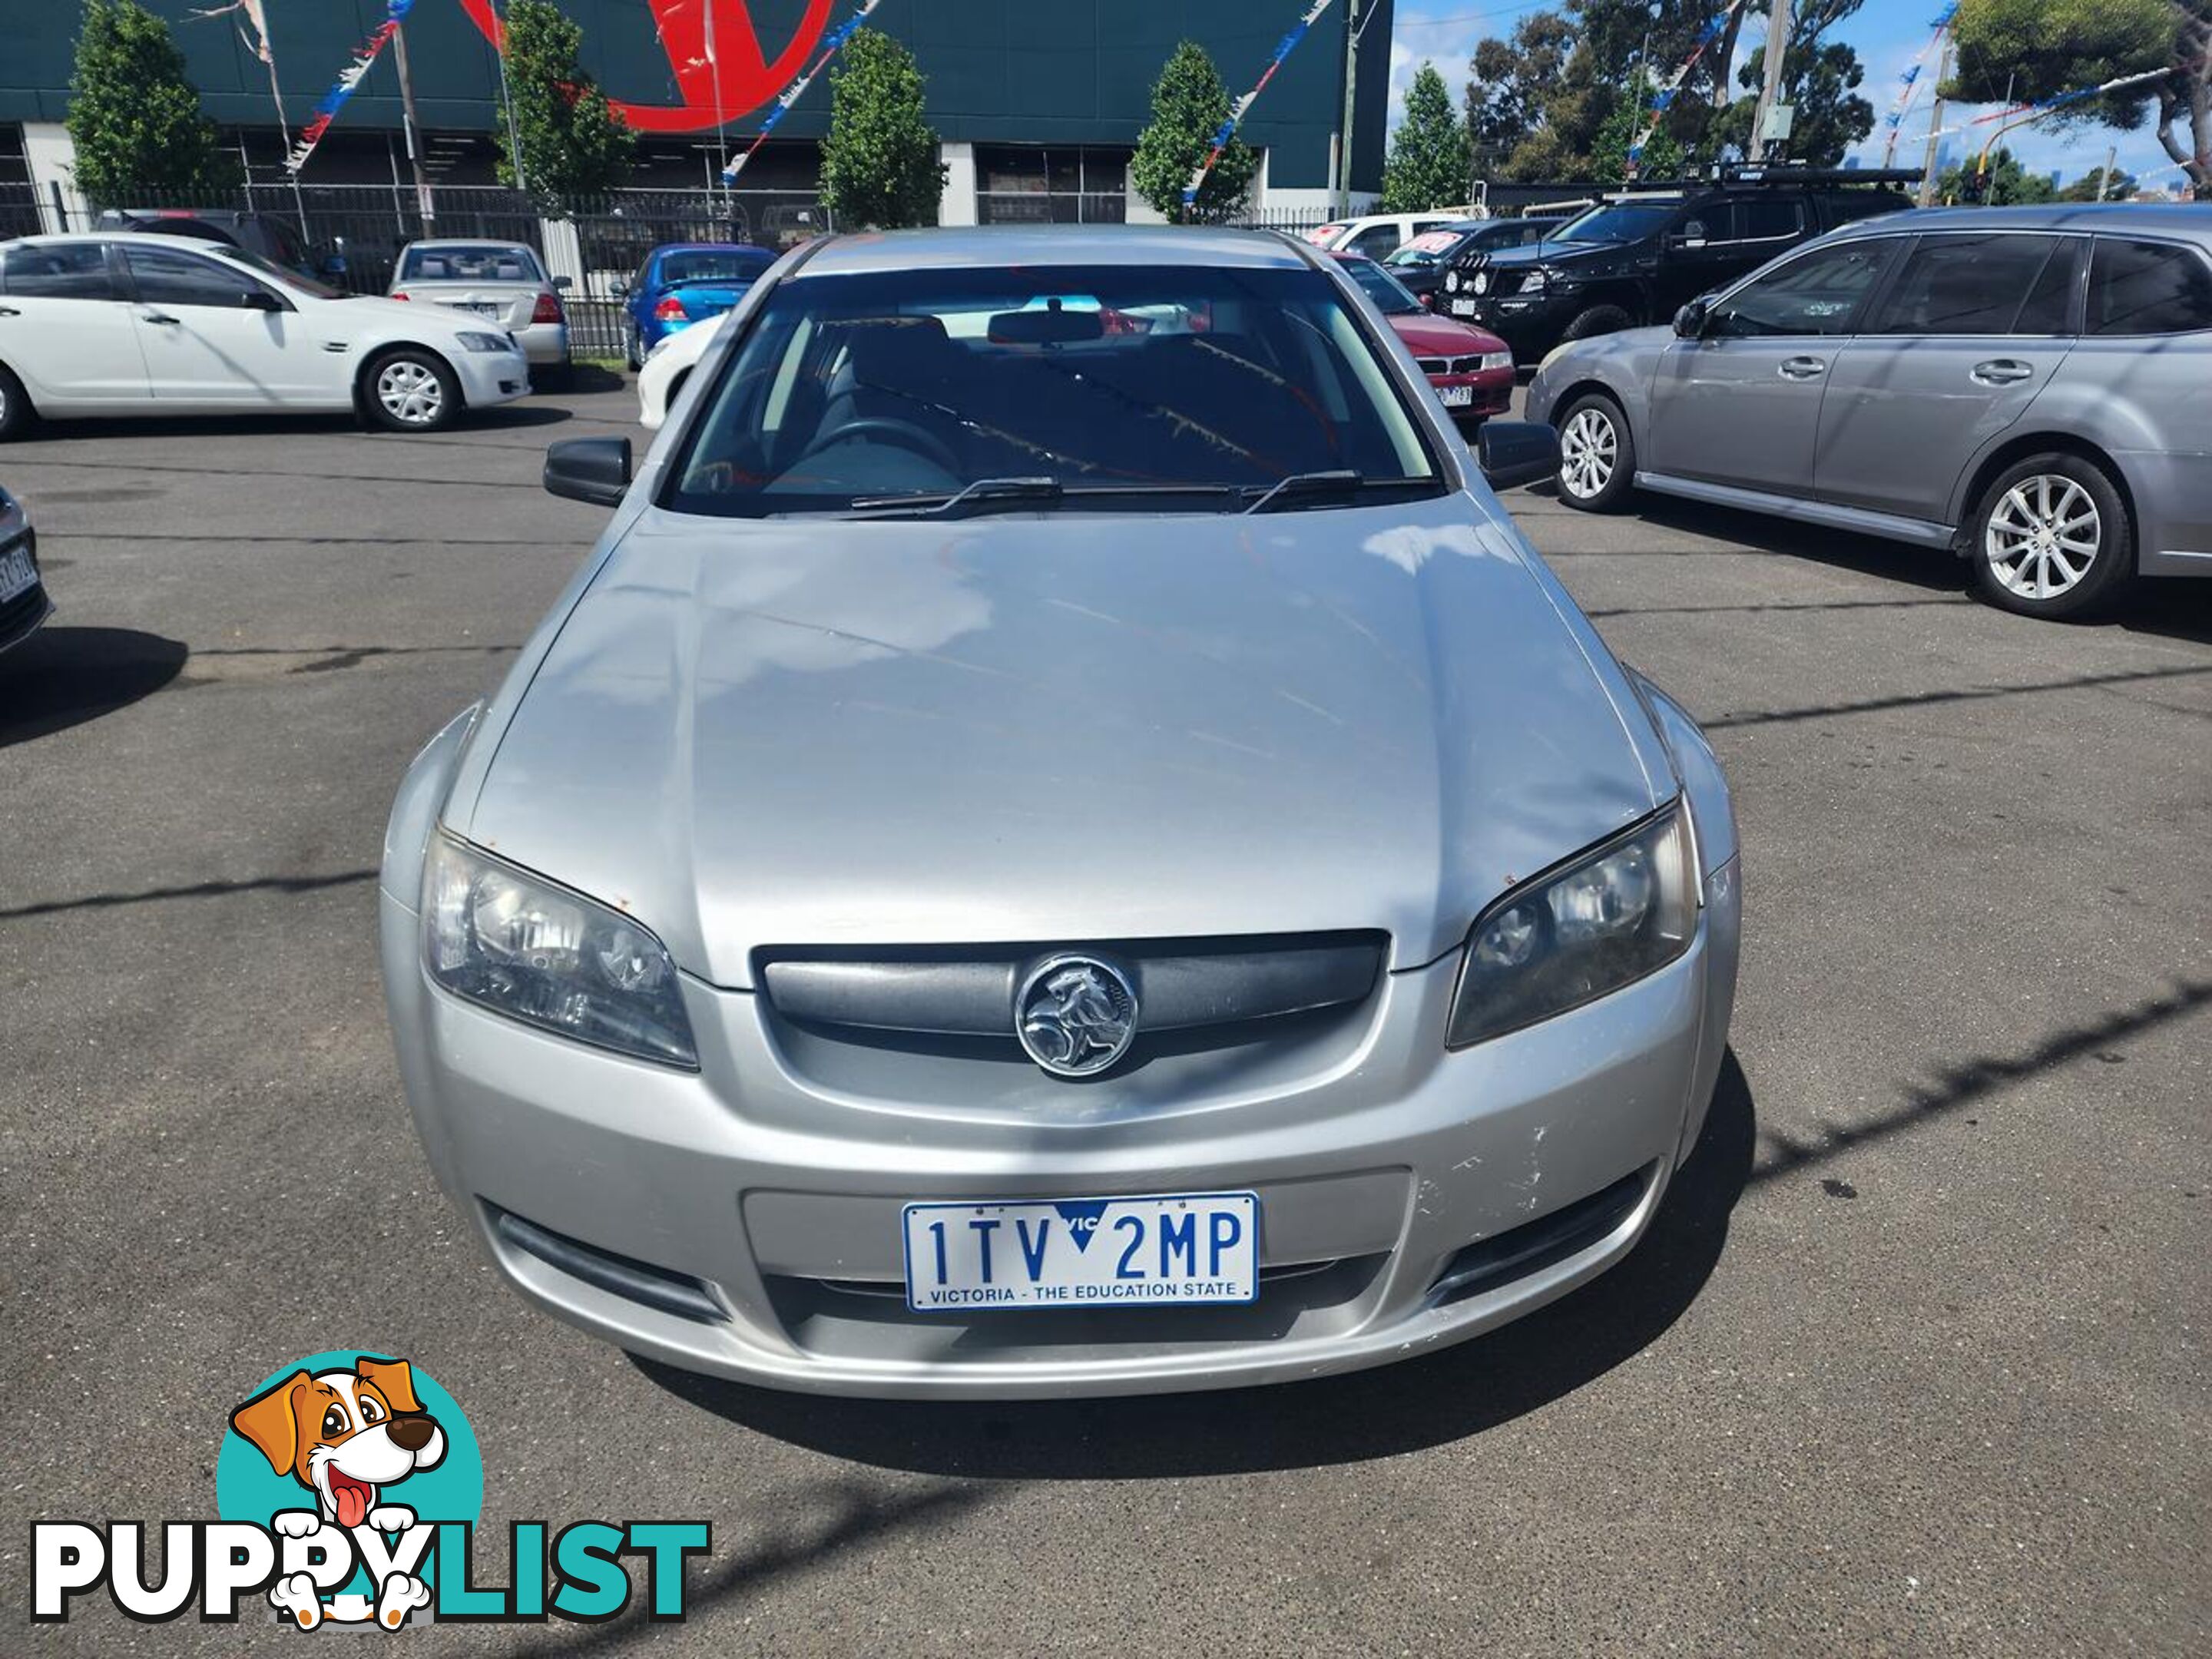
top-left (22, 182), bottom-right (833, 358)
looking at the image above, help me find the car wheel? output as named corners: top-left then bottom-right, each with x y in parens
top-left (0, 363), bottom-right (35, 442)
top-left (624, 326), bottom-right (641, 372)
top-left (1556, 392), bottom-right (1634, 512)
top-left (363, 349), bottom-right (459, 432)
top-left (1561, 303), bottom-right (1634, 343)
top-left (1970, 454), bottom-right (2133, 619)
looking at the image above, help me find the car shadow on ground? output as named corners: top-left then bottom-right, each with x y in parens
top-left (15, 403), bottom-right (575, 445)
top-left (0, 626), bottom-right (188, 748)
top-left (634, 1051), bottom-right (1756, 1478)
top-left (555, 363), bottom-right (627, 395)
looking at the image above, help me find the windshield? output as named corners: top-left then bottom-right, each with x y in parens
top-left (659, 248), bottom-right (775, 286)
top-left (1384, 229), bottom-right (1471, 269)
top-left (1552, 201), bottom-right (1678, 245)
top-left (220, 243), bottom-right (343, 300)
top-left (1336, 258), bottom-right (1421, 315)
top-left (399, 243), bottom-right (545, 283)
top-left (667, 263), bottom-right (1439, 518)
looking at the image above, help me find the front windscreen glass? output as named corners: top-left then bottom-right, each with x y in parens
top-left (1337, 257), bottom-right (1422, 314)
top-left (220, 243), bottom-right (344, 299)
top-left (1385, 229), bottom-right (1470, 268)
top-left (666, 263), bottom-right (1441, 518)
top-left (1552, 201), bottom-right (1677, 244)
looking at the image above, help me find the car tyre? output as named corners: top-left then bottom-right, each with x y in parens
top-left (1969, 453), bottom-right (2133, 621)
top-left (363, 349), bottom-right (460, 433)
top-left (624, 326), bottom-right (642, 372)
top-left (0, 363), bottom-right (35, 442)
top-left (1561, 303), bottom-right (1635, 343)
top-left (1555, 391), bottom-right (1635, 512)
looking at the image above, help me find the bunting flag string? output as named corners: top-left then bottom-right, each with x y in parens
top-left (1879, 5), bottom-right (1957, 166)
top-left (721, 0), bottom-right (883, 182)
top-left (1626, 0), bottom-right (1750, 173)
top-left (1182, 0), bottom-right (1340, 213)
top-left (286, 1), bottom-right (416, 174)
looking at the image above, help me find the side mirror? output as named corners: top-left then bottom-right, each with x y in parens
top-left (1476, 420), bottom-right (1561, 492)
top-left (243, 289), bottom-right (285, 312)
top-left (552, 274), bottom-right (574, 292)
top-left (544, 436), bottom-right (633, 507)
top-left (610, 277), bottom-right (630, 298)
top-left (1673, 300), bottom-right (1708, 339)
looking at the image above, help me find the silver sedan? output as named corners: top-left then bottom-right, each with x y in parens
top-left (379, 227), bottom-right (1742, 1398)
top-left (389, 240), bottom-right (570, 375)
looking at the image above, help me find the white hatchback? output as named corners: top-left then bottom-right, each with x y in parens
top-left (0, 234), bottom-right (530, 439)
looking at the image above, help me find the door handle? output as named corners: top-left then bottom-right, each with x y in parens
top-left (1777, 356), bottom-right (1826, 380)
top-left (1971, 359), bottom-right (2035, 386)
top-left (0, 306), bottom-right (18, 318)
top-left (138, 310), bottom-right (180, 326)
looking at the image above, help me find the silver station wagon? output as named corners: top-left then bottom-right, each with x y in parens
top-left (1528, 204), bottom-right (2212, 618)
top-left (379, 227), bottom-right (1742, 1399)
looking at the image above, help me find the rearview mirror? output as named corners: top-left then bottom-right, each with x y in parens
top-left (1673, 300), bottom-right (1708, 338)
top-left (544, 436), bottom-right (633, 507)
top-left (1475, 420), bottom-right (1560, 492)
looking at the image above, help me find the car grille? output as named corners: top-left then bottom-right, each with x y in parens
top-left (1414, 355), bottom-right (1490, 376)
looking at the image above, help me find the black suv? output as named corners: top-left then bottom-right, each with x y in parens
top-left (1440, 167), bottom-right (1919, 361)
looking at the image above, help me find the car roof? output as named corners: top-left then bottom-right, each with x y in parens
top-left (400, 238), bottom-right (538, 252)
top-left (800, 225), bottom-right (1316, 276)
top-left (1823, 202), bottom-right (2212, 243)
top-left (3, 231), bottom-right (253, 254)
top-left (652, 241), bottom-right (776, 255)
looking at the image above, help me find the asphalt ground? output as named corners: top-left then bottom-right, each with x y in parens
top-left (2, 382), bottom-right (2207, 1655)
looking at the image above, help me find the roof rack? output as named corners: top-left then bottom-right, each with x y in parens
top-left (1619, 164), bottom-right (1923, 192)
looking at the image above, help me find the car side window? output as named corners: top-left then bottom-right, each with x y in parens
top-left (2087, 238), bottom-right (2212, 336)
top-left (1705, 240), bottom-right (1896, 338)
top-left (1737, 198), bottom-right (1806, 242)
top-left (1864, 234), bottom-right (2079, 336)
top-left (1674, 204), bottom-right (1736, 247)
top-left (1349, 225), bottom-right (1399, 259)
top-left (124, 244), bottom-right (274, 310)
top-left (0, 242), bottom-right (118, 300)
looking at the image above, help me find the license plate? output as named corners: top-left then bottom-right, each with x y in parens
top-left (902, 1191), bottom-right (1259, 1312)
top-left (1437, 383), bottom-right (1475, 407)
top-left (449, 301), bottom-right (502, 317)
top-left (1448, 297), bottom-right (1478, 316)
top-left (0, 543), bottom-right (34, 603)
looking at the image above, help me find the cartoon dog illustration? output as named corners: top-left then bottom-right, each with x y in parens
top-left (230, 1356), bottom-right (446, 1628)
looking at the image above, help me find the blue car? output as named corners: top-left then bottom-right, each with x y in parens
top-left (621, 242), bottom-right (779, 368)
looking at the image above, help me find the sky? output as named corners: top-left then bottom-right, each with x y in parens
top-left (1385, 0), bottom-right (2182, 187)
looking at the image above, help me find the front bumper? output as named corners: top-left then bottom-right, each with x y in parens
top-left (381, 859), bottom-right (1740, 1399)
top-left (1427, 368), bottom-right (1515, 421)
top-left (449, 349), bottom-right (531, 408)
top-left (1439, 292), bottom-right (1577, 361)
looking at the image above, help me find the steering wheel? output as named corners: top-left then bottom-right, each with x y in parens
top-left (798, 416), bottom-right (960, 476)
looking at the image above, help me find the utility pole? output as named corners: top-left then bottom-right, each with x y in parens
top-left (2097, 142), bottom-right (2117, 200)
top-left (390, 18), bottom-right (436, 226)
top-left (1918, 35), bottom-right (1952, 206)
top-left (1337, 0), bottom-right (1361, 216)
top-left (1752, 0), bottom-right (1793, 161)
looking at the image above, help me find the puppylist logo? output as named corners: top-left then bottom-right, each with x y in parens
top-left (31, 1352), bottom-right (709, 1629)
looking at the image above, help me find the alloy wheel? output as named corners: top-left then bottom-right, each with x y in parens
top-left (376, 359), bottom-right (445, 426)
top-left (1985, 474), bottom-right (2101, 601)
top-left (1560, 407), bottom-right (1617, 500)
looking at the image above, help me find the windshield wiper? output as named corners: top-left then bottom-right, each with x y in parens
top-left (1242, 469), bottom-right (1365, 514)
top-left (847, 476), bottom-right (1065, 518)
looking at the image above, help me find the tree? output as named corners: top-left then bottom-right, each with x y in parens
top-left (1382, 64), bottom-right (1473, 208)
top-left (1466, 12), bottom-right (1577, 174)
top-left (1131, 41), bottom-right (1259, 222)
top-left (1942, 0), bottom-right (2198, 197)
top-left (1711, 39), bottom-right (1875, 164)
top-left (1590, 75), bottom-right (1686, 180)
top-left (1939, 145), bottom-right (2060, 203)
top-left (496, 0), bottom-right (636, 210)
top-left (66, 0), bottom-right (237, 205)
top-left (818, 28), bottom-right (946, 227)
top-left (2057, 163), bottom-right (2140, 198)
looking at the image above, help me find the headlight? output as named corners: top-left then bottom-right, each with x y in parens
top-left (1478, 350), bottom-right (1514, 373)
top-left (1445, 270), bottom-right (1462, 294)
top-left (455, 331), bottom-right (513, 353)
top-left (422, 836), bottom-right (698, 1068)
top-left (1472, 271), bottom-right (1492, 295)
top-left (1446, 806), bottom-right (1697, 1049)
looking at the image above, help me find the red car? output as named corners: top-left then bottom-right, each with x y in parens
top-left (1333, 251), bottom-right (1515, 425)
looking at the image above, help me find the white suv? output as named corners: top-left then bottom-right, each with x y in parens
top-left (1303, 211), bottom-right (1482, 260)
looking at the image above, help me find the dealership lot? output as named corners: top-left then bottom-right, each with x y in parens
top-left (2, 386), bottom-right (2206, 1653)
